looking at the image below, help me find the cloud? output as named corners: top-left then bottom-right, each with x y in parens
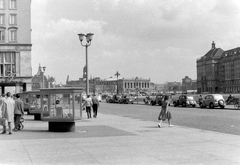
top-left (31, 0), bottom-right (240, 84)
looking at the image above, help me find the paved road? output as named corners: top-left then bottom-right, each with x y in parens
top-left (99, 102), bottom-right (240, 135)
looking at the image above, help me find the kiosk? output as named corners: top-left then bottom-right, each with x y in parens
top-left (40, 87), bottom-right (83, 132)
top-left (27, 90), bottom-right (49, 120)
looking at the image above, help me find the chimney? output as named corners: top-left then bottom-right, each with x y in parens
top-left (212, 41), bottom-right (215, 49)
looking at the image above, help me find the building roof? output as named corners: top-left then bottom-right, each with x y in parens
top-left (203, 48), bottom-right (224, 58)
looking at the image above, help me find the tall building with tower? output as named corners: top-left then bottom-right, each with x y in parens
top-left (0, 0), bottom-right (32, 94)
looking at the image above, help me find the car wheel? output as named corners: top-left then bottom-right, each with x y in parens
top-left (182, 102), bottom-right (186, 107)
top-left (173, 102), bottom-right (177, 107)
top-left (192, 104), bottom-right (196, 107)
top-left (209, 103), bottom-right (214, 109)
top-left (220, 105), bottom-right (225, 109)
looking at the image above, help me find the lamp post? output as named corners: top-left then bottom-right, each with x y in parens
top-left (78, 33), bottom-right (94, 95)
top-left (115, 71), bottom-right (120, 94)
top-left (40, 66), bottom-right (46, 88)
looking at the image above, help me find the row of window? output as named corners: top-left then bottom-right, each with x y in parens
top-left (0, 0), bottom-right (16, 10)
top-left (124, 82), bottom-right (149, 89)
top-left (0, 14), bottom-right (17, 25)
top-left (0, 28), bottom-right (17, 42)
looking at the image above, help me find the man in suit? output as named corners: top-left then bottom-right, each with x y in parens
top-left (13, 93), bottom-right (24, 131)
top-left (2, 92), bottom-right (15, 135)
top-left (92, 94), bottom-right (100, 118)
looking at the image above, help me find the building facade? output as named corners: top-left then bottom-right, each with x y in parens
top-left (0, 0), bottom-right (32, 93)
top-left (182, 76), bottom-right (197, 93)
top-left (197, 42), bottom-right (240, 93)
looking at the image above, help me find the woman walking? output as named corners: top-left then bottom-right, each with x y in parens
top-left (158, 95), bottom-right (173, 128)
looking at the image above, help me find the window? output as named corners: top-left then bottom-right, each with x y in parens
top-left (9, 29), bottom-right (17, 42)
top-left (9, 0), bottom-right (16, 9)
top-left (0, 0), bottom-right (4, 9)
top-left (0, 52), bottom-right (16, 77)
top-left (0, 14), bottom-right (4, 24)
top-left (0, 29), bottom-right (5, 42)
top-left (9, 14), bottom-right (16, 25)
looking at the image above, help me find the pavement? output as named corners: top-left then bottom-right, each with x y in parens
top-left (0, 110), bottom-right (240, 165)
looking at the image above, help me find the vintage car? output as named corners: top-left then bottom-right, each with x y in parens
top-left (150, 94), bottom-right (172, 106)
top-left (199, 94), bottom-right (225, 109)
top-left (105, 95), bottom-right (113, 103)
top-left (172, 95), bottom-right (197, 107)
top-left (150, 94), bottom-right (164, 106)
top-left (119, 95), bottom-right (134, 104)
top-left (108, 94), bottom-right (121, 103)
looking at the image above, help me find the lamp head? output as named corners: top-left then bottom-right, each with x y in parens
top-left (86, 33), bottom-right (94, 42)
top-left (78, 33), bottom-right (85, 42)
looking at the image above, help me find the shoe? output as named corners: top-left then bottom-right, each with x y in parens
top-left (9, 132), bottom-right (12, 135)
top-left (169, 125), bottom-right (173, 127)
top-left (158, 124), bottom-right (161, 128)
top-left (13, 128), bottom-right (18, 131)
top-left (1, 131), bottom-right (6, 134)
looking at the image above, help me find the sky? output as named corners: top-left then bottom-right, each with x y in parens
top-left (31, 0), bottom-right (240, 85)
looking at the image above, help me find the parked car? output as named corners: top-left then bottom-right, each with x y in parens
top-left (199, 94), bottom-right (225, 109)
top-left (105, 95), bottom-right (113, 103)
top-left (119, 95), bottom-right (134, 104)
top-left (150, 94), bottom-right (164, 106)
top-left (172, 95), bottom-right (197, 107)
top-left (108, 94), bottom-right (121, 103)
top-left (150, 94), bottom-right (172, 106)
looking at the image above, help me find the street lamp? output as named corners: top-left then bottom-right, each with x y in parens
top-left (40, 66), bottom-right (46, 88)
top-left (115, 71), bottom-right (120, 94)
top-left (78, 33), bottom-right (94, 95)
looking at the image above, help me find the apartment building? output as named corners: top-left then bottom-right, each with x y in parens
top-left (197, 42), bottom-right (240, 93)
top-left (0, 0), bottom-right (32, 93)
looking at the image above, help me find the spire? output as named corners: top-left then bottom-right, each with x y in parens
top-left (212, 41), bottom-right (216, 49)
top-left (37, 63), bottom-right (42, 75)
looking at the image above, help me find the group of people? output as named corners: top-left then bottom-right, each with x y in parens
top-left (83, 94), bottom-right (100, 119)
top-left (0, 92), bottom-right (24, 135)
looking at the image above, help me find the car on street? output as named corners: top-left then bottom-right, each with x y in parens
top-left (150, 94), bottom-right (164, 106)
top-left (199, 94), bottom-right (225, 109)
top-left (105, 95), bottom-right (113, 103)
top-left (150, 94), bottom-right (172, 106)
top-left (172, 95), bottom-right (197, 107)
top-left (118, 95), bottom-right (134, 104)
top-left (107, 94), bottom-right (121, 103)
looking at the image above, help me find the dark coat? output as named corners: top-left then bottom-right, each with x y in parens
top-left (14, 99), bottom-right (24, 115)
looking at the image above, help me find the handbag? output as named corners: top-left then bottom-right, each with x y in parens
top-left (0, 118), bottom-right (7, 126)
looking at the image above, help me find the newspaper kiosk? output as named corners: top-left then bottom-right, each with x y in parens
top-left (40, 87), bottom-right (83, 132)
top-left (27, 90), bottom-right (49, 120)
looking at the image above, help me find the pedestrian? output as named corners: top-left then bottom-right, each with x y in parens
top-left (83, 95), bottom-right (93, 119)
top-left (13, 93), bottom-right (24, 131)
top-left (1, 92), bottom-right (15, 135)
top-left (0, 95), bottom-right (6, 126)
top-left (92, 94), bottom-right (100, 118)
top-left (158, 95), bottom-right (173, 128)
